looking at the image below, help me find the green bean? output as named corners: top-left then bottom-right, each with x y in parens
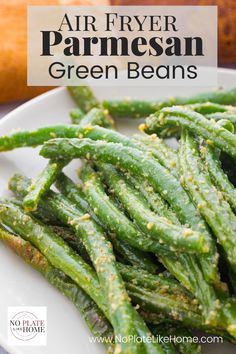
top-left (0, 125), bottom-right (135, 152)
top-left (188, 102), bottom-right (236, 115)
top-left (125, 175), bottom-right (179, 224)
top-left (102, 98), bottom-right (163, 118)
top-left (150, 325), bottom-right (177, 354)
top-left (179, 130), bottom-right (236, 273)
top-left (133, 133), bottom-right (178, 175)
top-left (141, 291), bottom-right (236, 342)
top-left (0, 122), bottom-right (178, 180)
top-left (39, 138), bottom-right (206, 231)
top-left (22, 159), bottom-right (68, 212)
top-left (55, 173), bottom-right (159, 273)
top-left (0, 202), bottom-right (144, 354)
top-left (40, 137), bottom-right (218, 282)
top-left (158, 338), bottom-right (177, 354)
top-left (68, 86), bottom-right (99, 112)
top-left (8, 175), bottom-right (164, 354)
top-left (98, 164), bottom-right (210, 254)
top-left (11, 196), bottom-right (63, 226)
top-left (117, 263), bottom-right (193, 298)
top-left (7, 176), bottom-right (234, 338)
top-left (35, 170), bottom-right (211, 305)
top-left (151, 324), bottom-right (202, 354)
top-left (215, 119), bottom-right (235, 133)
top-left (58, 222), bottom-right (159, 276)
top-left (159, 340), bottom-right (176, 354)
top-left (78, 164), bottom-right (220, 323)
top-left (76, 108), bottom-right (114, 129)
top-left (179, 131), bottom-right (236, 337)
top-left (69, 107), bottom-right (84, 124)
top-left (42, 135), bottom-right (218, 282)
top-left (206, 112), bottom-right (236, 127)
top-left (169, 326), bottom-right (201, 354)
top-left (102, 87), bottom-right (236, 118)
top-left (49, 225), bottom-right (91, 265)
top-left (0, 109), bottom-right (235, 155)
top-left (0, 225), bottom-right (114, 351)
top-left (40, 200), bottom-right (142, 354)
top-left (56, 174), bottom-right (92, 214)
top-left (12, 173), bottom-right (159, 274)
top-left (79, 166), bottom-right (194, 290)
top-left (145, 311), bottom-right (236, 345)
top-left (201, 145), bottom-right (236, 212)
top-left (117, 263), bottom-right (214, 352)
top-left (126, 283), bottom-right (204, 329)
top-left (142, 110), bottom-right (236, 139)
top-left (0, 201), bottom-right (107, 315)
top-left (133, 133), bottom-right (177, 159)
top-left (22, 108), bottom-right (114, 212)
top-left (0, 122), bottom-right (176, 189)
top-left (144, 107), bottom-right (236, 160)
top-left (79, 165), bottom-right (172, 254)
top-left (0, 124), bottom-right (177, 176)
top-left (154, 251), bottom-right (196, 292)
top-left (157, 103), bottom-right (236, 138)
top-left (114, 237), bottom-right (159, 273)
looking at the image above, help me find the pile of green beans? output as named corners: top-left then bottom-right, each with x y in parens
top-left (1, 85), bottom-right (236, 353)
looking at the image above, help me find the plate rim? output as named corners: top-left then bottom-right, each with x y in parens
top-left (1, 67), bottom-right (236, 128)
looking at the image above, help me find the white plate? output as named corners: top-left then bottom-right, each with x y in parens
top-left (1, 69), bottom-right (236, 354)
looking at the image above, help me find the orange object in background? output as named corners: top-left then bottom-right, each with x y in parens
top-left (112, 0), bottom-right (236, 67)
top-left (0, 0), bottom-right (109, 104)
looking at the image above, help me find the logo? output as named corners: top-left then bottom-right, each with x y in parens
top-left (8, 307), bottom-right (47, 346)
